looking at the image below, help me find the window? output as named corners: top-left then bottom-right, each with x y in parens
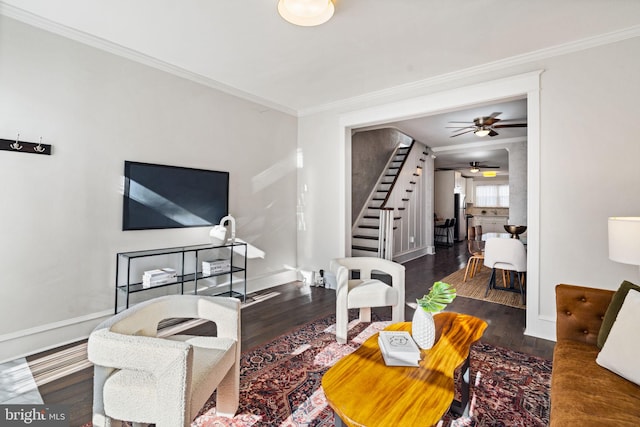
top-left (475, 184), bottom-right (509, 207)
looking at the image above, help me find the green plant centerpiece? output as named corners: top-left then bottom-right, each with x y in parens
top-left (416, 281), bottom-right (457, 313)
top-left (412, 281), bottom-right (457, 349)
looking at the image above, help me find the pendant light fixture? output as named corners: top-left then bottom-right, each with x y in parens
top-left (278, 0), bottom-right (335, 27)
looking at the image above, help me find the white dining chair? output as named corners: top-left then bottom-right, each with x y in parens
top-left (483, 238), bottom-right (526, 304)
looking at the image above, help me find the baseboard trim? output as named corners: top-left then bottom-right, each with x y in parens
top-left (393, 247), bottom-right (432, 264)
top-left (0, 269), bottom-right (297, 364)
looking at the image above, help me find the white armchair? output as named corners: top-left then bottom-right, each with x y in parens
top-left (330, 257), bottom-right (405, 344)
top-left (88, 295), bottom-right (241, 427)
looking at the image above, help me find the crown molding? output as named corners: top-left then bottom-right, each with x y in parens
top-left (299, 24), bottom-right (640, 117)
top-left (0, 2), bottom-right (298, 116)
top-left (2, 1), bottom-right (638, 118)
top-left (432, 136), bottom-right (527, 153)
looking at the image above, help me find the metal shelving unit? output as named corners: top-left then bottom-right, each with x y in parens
top-left (115, 242), bottom-right (247, 313)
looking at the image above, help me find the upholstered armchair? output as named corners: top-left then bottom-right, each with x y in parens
top-left (330, 257), bottom-right (405, 344)
top-left (88, 295), bottom-right (241, 427)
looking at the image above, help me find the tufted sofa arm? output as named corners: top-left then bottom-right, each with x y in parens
top-left (555, 284), bottom-right (613, 345)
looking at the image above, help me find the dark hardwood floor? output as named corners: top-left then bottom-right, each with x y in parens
top-left (32, 241), bottom-right (554, 426)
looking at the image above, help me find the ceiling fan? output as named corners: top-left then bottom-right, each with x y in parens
top-left (468, 161), bottom-right (499, 173)
top-left (435, 161), bottom-right (501, 173)
top-left (447, 112), bottom-right (526, 138)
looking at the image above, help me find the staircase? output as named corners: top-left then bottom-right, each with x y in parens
top-left (352, 143), bottom-right (413, 257)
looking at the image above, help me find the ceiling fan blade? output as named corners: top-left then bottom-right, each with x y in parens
top-left (493, 123), bottom-right (527, 128)
top-left (445, 125), bottom-right (475, 129)
top-left (481, 165), bottom-right (501, 169)
top-left (450, 129), bottom-right (476, 138)
top-left (489, 112), bottom-right (502, 118)
top-left (488, 129), bottom-right (499, 137)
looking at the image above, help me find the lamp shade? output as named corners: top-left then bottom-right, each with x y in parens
top-left (278, 0), bottom-right (334, 26)
top-left (474, 128), bottom-right (490, 137)
top-left (608, 217), bottom-right (640, 265)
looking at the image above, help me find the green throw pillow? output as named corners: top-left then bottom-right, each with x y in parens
top-left (597, 280), bottom-right (640, 349)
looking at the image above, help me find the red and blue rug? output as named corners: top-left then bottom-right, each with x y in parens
top-left (191, 314), bottom-right (552, 427)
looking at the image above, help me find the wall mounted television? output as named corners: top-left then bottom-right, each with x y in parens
top-left (123, 161), bottom-right (229, 231)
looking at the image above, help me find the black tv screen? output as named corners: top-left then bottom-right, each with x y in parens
top-left (123, 161), bottom-right (229, 230)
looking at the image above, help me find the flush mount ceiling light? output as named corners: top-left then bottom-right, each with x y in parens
top-left (482, 171), bottom-right (497, 177)
top-left (278, 0), bottom-right (335, 26)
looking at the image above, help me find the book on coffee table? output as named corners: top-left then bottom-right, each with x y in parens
top-left (378, 331), bottom-right (421, 367)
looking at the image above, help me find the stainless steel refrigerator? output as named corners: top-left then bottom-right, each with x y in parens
top-left (454, 193), bottom-right (466, 242)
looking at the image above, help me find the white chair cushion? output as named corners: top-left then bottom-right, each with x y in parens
top-left (169, 336), bottom-right (237, 416)
top-left (347, 279), bottom-right (399, 309)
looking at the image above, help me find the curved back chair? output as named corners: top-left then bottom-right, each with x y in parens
top-left (330, 257), bottom-right (405, 344)
top-left (88, 295), bottom-right (241, 427)
top-left (483, 238), bottom-right (527, 304)
top-left (463, 239), bottom-right (485, 281)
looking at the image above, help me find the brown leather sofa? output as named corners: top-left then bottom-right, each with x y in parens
top-left (552, 284), bottom-right (640, 426)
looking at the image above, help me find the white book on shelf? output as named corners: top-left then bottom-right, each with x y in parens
top-left (378, 331), bottom-right (421, 367)
top-left (161, 268), bottom-right (177, 277)
top-left (203, 259), bottom-right (230, 267)
top-left (143, 269), bottom-right (167, 278)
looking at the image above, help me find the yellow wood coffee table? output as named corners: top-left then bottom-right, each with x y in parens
top-left (322, 312), bottom-right (487, 427)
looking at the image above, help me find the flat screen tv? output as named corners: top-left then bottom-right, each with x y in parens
top-left (123, 161), bottom-right (229, 231)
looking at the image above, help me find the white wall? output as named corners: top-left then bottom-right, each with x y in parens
top-left (508, 141), bottom-right (527, 225)
top-left (298, 36), bottom-right (640, 342)
top-left (434, 171), bottom-right (455, 220)
top-left (0, 17), bottom-right (298, 362)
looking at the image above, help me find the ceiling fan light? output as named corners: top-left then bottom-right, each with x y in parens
top-left (470, 167), bottom-right (480, 173)
top-left (278, 0), bottom-right (335, 26)
top-left (474, 128), bottom-right (491, 137)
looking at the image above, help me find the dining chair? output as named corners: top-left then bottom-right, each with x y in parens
top-left (483, 238), bottom-right (526, 304)
top-left (463, 239), bottom-right (484, 281)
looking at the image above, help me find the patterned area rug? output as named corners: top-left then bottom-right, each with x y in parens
top-left (82, 314), bottom-right (551, 426)
top-left (440, 266), bottom-right (526, 309)
top-left (192, 314), bottom-right (551, 427)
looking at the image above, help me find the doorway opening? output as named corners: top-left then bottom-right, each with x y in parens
top-left (339, 71), bottom-right (543, 338)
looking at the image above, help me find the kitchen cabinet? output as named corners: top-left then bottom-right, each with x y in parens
top-left (466, 179), bottom-right (474, 204)
top-left (454, 172), bottom-right (464, 193)
top-left (474, 216), bottom-right (508, 233)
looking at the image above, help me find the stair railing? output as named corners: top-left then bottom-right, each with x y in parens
top-left (380, 140), bottom-right (415, 209)
top-left (378, 208), bottom-right (395, 260)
